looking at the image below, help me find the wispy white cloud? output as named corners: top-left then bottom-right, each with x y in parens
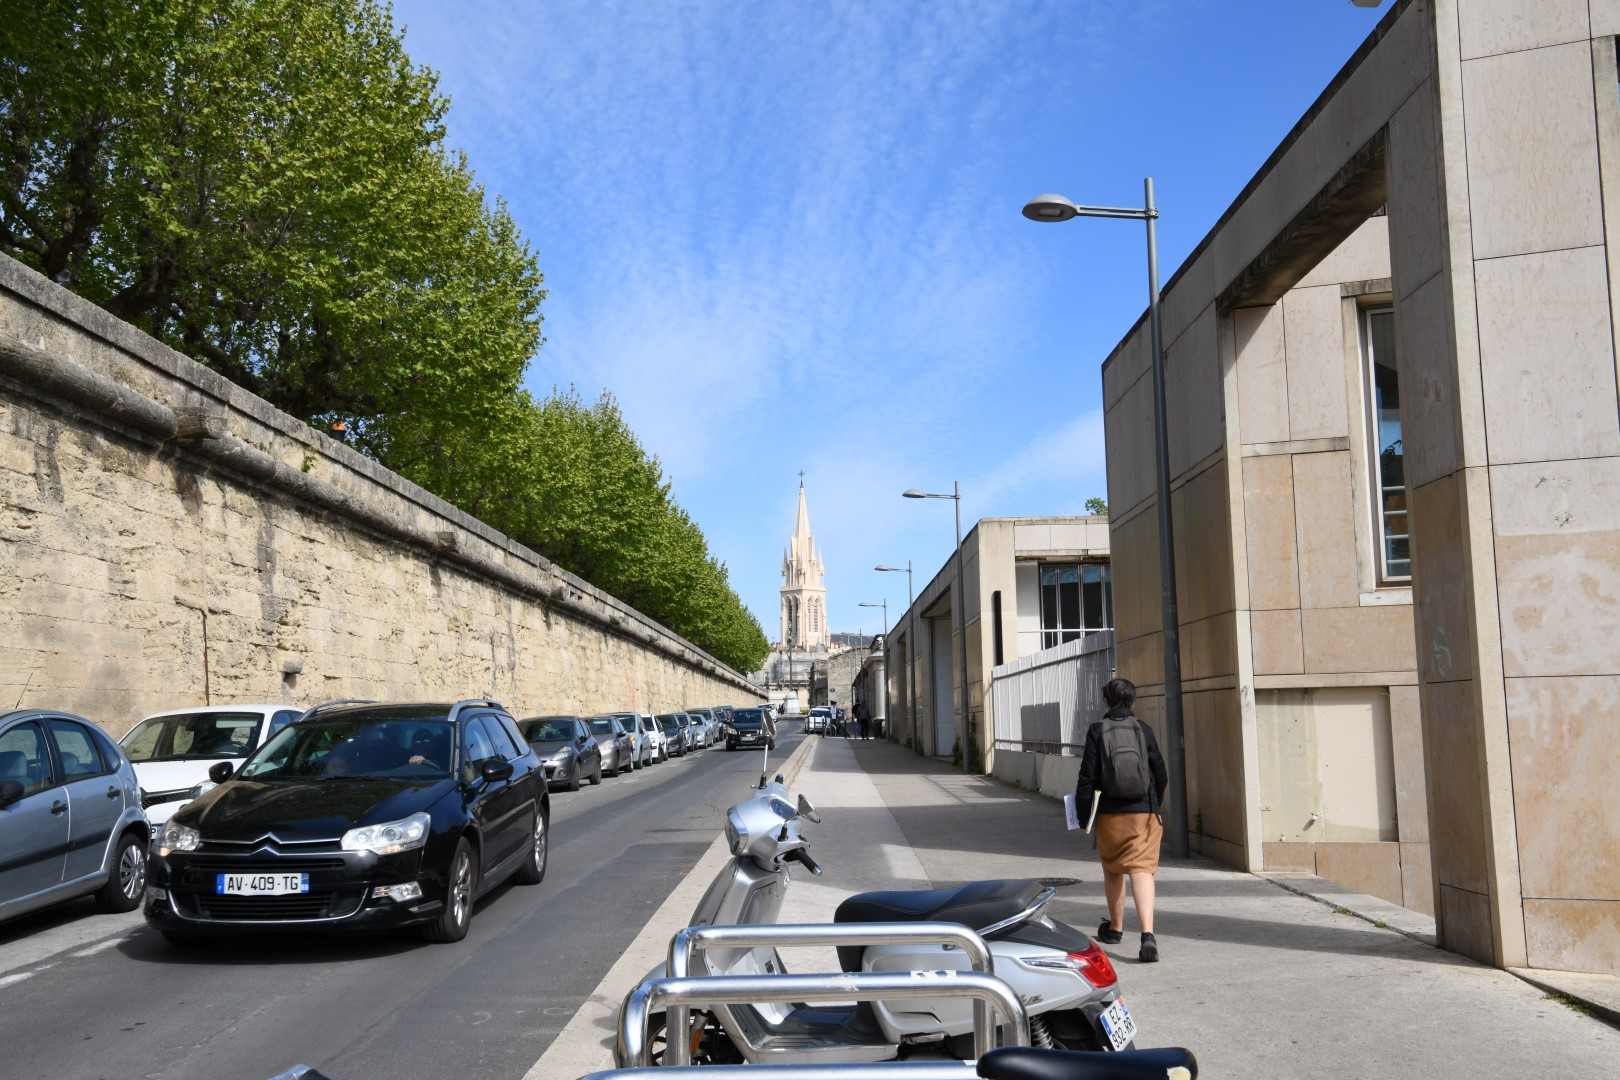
top-left (390, 0), bottom-right (1379, 636)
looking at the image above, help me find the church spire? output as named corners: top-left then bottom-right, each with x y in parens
top-left (780, 476), bottom-right (827, 648)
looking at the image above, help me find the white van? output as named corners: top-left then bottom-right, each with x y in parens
top-left (119, 704), bottom-right (304, 824)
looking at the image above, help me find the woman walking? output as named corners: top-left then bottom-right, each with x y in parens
top-left (1075, 678), bottom-right (1169, 962)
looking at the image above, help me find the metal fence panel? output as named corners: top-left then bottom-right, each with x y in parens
top-left (989, 632), bottom-right (1114, 755)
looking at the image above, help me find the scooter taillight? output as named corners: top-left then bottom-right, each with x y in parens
top-left (1067, 941), bottom-right (1117, 988)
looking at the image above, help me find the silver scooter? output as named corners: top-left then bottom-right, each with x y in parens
top-left (623, 777), bottom-right (1136, 1065)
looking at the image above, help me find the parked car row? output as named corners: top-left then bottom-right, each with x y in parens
top-left (1, 697), bottom-right (782, 942)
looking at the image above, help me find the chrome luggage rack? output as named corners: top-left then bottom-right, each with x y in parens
top-left (660, 921), bottom-right (1001, 1067)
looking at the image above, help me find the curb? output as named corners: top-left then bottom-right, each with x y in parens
top-left (522, 732), bottom-right (819, 1080)
top-left (1505, 968), bottom-right (1620, 1031)
top-left (1256, 872), bottom-right (1437, 947)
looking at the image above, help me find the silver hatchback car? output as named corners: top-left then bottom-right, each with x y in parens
top-left (0, 709), bottom-right (150, 926)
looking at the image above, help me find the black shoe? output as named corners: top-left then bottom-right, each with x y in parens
top-left (1097, 919), bottom-right (1123, 945)
top-left (1139, 932), bottom-right (1159, 963)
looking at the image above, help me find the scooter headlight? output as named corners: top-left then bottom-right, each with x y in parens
top-left (725, 807), bottom-right (749, 856)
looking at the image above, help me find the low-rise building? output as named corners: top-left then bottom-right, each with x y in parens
top-left (883, 516), bottom-right (1110, 770)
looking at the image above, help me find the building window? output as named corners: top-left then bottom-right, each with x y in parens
top-left (1362, 307), bottom-right (1408, 582)
top-left (1039, 563), bottom-right (1112, 649)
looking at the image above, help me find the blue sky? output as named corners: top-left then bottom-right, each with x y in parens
top-left (389, 0), bottom-right (1389, 642)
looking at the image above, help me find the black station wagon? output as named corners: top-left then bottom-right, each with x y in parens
top-left (146, 699), bottom-right (549, 944)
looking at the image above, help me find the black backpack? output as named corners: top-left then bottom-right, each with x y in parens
top-left (1098, 717), bottom-right (1152, 802)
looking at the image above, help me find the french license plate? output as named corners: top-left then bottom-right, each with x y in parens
top-left (1098, 998), bottom-right (1136, 1052)
top-left (216, 872), bottom-right (309, 896)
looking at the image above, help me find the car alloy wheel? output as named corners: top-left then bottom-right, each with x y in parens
top-left (120, 842), bottom-right (145, 899)
top-left (424, 839), bottom-right (476, 943)
top-left (515, 808), bottom-right (548, 885)
top-left (95, 831), bottom-right (146, 913)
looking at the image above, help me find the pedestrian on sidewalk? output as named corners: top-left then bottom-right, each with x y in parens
top-left (854, 700), bottom-right (870, 740)
top-left (1075, 677), bottom-right (1169, 963)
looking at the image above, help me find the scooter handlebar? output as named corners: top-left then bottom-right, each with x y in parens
top-left (786, 846), bottom-right (823, 876)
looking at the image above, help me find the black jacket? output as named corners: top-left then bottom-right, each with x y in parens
top-left (1075, 707), bottom-right (1169, 816)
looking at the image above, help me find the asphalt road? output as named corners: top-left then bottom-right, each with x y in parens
top-left (0, 725), bottom-right (802, 1080)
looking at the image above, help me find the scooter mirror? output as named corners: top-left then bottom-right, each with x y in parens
top-left (796, 794), bottom-right (822, 824)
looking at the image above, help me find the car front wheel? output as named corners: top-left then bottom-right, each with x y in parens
top-left (95, 830), bottom-right (147, 913)
top-left (422, 838), bottom-right (476, 944)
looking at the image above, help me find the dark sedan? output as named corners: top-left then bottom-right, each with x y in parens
top-left (146, 700), bottom-right (549, 945)
top-left (726, 707), bottom-right (774, 751)
top-left (520, 715), bottom-right (601, 791)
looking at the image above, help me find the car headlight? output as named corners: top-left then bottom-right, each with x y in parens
top-left (159, 821), bottom-right (200, 856)
top-left (187, 780), bottom-right (216, 800)
top-left (342, 811), bottom-right (431, 855)
top-left (550, 748), bottom-right (571, 761)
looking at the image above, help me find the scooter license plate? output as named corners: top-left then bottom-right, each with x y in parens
top-left (1098, 998), bottom-right (1136, 1052)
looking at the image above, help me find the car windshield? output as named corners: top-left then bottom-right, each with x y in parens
top-left (237, 716), bottom-right (453, 781)
top-left (522, 719), bottom-right (575, 743)
top-left (658, 714), bottom-right (679, 729)
top-left (589, 717), bottom-right (617, 736)
top-left (732, 709), bottom-right (764, 728)
top-left (120, 712), bottom-right (263, 762)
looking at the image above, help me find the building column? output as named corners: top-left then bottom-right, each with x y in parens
top-left (1385, 4), bottom-right (1620, 973)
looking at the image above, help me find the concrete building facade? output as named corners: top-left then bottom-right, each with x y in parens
top-left (1095, 0), bottom-right (1620, 975)
top-left (885, 516), bottom-right (1110, 770)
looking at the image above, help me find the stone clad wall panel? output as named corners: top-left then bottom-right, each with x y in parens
top-left (0, 261), bottom-right (755, 734)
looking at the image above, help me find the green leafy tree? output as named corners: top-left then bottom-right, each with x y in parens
top-left (1, 0), bottom-right (542, 425)
top-left (1084, 496), bottom-right (1108, 516)
top-left (1, 0), bottom-right (769, 672)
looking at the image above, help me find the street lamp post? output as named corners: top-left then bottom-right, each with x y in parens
top-left (858, 600), bottom-right (888, 636)
top-left (1022, 178), bottom-right (1189, 859)
top-left (903, 483), bottom-right (971, 769)
top-left (876, 561), bottom-right (914, 745)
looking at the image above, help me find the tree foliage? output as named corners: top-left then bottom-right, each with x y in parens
top-left (1, 0), bottom-right (768, 672)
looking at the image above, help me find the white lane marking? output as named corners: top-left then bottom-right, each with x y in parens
top-left (0, 970), bottom-right (36, 990)
top-left (70, 939), bottom-right (121, 958)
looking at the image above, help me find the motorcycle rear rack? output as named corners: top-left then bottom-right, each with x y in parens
top-left (618, 971), bottom-right (1029, 1069)
top-left (663, 921), bottom-right (996, 1066)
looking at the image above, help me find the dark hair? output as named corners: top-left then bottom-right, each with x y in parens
top-left (1102, 678), bottom-right (1136, 708)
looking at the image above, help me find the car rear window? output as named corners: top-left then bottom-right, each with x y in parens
top-left (523, 718), bottom-right (575, 742)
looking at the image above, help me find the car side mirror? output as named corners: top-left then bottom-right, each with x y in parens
top-left (208, 761), bottom-right (235, 784)
top-left (482, 759), bottom-right (514, 783)
top-left (0, 779), bottom-right (24, 807)
top-left (797, 794), bottom-right (822, 824)
top-left (577, 734), bottom-right (589, 746)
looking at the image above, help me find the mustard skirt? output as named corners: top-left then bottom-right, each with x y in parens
top-left (1096, 812), bottom-right (1163, 875)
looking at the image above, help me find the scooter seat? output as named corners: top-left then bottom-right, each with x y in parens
top-left (978, 1047), bottom-right (1198, 1080)
top-left (834, 878), bottom-right (1043, 929)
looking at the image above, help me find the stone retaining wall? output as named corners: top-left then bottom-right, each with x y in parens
top-left (0, 255), bottom-right (756, 735)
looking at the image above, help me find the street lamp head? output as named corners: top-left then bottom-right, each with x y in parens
top-left (875, 564), bottom-right (902, 572)
top-left (1022, 194), bottom-right (1081, 222)
top-left (901, 489), bottom-right (928, 499)
top-left (859, 602), bottom-right (882, 608)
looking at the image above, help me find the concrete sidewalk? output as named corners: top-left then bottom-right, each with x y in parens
top-left (783, 736), bottom-right (1620, 1078)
